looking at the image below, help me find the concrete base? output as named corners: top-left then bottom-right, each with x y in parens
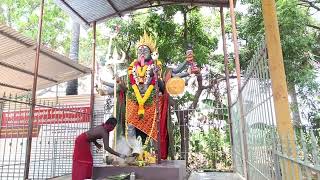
top-left (188, 172), bottom-right (243, 180)
top-left (92, 160), bottom-right (186, 180)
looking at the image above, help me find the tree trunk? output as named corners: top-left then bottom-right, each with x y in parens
top-left (175, 108), bottom-right (189, 162)
top-left (177, 7), bottom-right (189, 164)
top-left (175, 75), bottom-right (204, 165)
top-left (288, 84), bottom-right (301, 126)
top-left (66, 22), bottom-right (80, 95)
top-left (182, 7), bottom-right (188, 47)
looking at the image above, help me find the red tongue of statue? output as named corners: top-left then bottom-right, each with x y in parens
top-left (139, 55), bottom-right (145, 66)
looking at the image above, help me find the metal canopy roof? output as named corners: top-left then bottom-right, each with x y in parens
top-left (54, 0), bottom-right (232, 29)
top-left (0, 24), bottom-right (91, 95)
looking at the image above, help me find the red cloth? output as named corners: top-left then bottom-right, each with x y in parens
top-left (160, 90), bottom-right (169, 159)
top-left (129, 74), bottom-right (136, 84)
top-left (159, 70), bottom-right (173, 159)
top-left (72, 132), bottom-right (93, 180)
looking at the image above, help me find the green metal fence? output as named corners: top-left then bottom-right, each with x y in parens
top-left (231, 42), bottom-right (320, 179)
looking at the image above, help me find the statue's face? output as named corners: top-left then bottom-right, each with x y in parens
top-left (137, 45), bottom-right (151, 60)
top-left (137, 45), bottom-right (151, 67)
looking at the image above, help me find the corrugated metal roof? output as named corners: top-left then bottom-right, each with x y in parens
top-left (0, 24), bottom-right (91, 95)
top-left (54, 0), bottom-right (232, 29)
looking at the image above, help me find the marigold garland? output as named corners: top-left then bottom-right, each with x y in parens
top-left (128, 59), bottom-right (162, 116)
top-left (137, 65), bottom-right (148, 77)
top-left (132, 84), bottom-right (154, 116)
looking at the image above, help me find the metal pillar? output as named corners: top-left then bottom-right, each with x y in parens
top-left (229, 0), bottom-right (249, 179)
top-left (261, 0), bottom-right (299, 178)
top-left (220, 6), bottom-right (235, 172)
top-left (24, 0), bottom-right (45, 179)
top-left (55, 84), bottom-right (59, 105)
top-left (90, 21), bottom-right (97, 129)
top-left (0, 101), bottom-right (3, 138)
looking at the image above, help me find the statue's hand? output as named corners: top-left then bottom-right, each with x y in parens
top-left (120, 154), bottom-right (128, 159)
top-left (153, 66), bottom-right (157, 72)
top-left (95, 84), bottom-right (102, 93)
top-left (187, 65), bottom-right (200, 75)
top-left (152, 66), bottom-right (161, 75)
top-left (130, 153), bottom-right (139, 158)
top-left (95, 143), bottom-right (102, 150)
top-left (187, 67), bottom-right (192, 75)
top-left (191, 67), bottom-right (200, 74)
top-left (116, 77), bottom-right (121, 83)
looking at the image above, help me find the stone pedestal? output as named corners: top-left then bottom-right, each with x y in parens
top-left (92, 160), bottom-right (186, 180)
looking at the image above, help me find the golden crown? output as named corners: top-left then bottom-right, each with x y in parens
top-left (137, 31), bottom-right (157, 52)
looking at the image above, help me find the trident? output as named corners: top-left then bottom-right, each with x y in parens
top-left (105, 48), bottom-right (126, 117)
top-left (103, 28), bottom-right (126, 150)
top-left (103, 26), bottom-right (126, 117)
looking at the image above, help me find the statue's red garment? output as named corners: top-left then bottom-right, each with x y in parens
top-left (160, 91), bottom-right (170, 159)
top-left (127, 95), bottom-right (169, 159)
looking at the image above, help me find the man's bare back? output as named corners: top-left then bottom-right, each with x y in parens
top-left (86, 121), bottom-right (126, 158)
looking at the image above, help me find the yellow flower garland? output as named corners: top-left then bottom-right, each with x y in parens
top-left (132, 84), bottom-right (154, 116)
top-left (128, 59), bottom-right (159, 116)
top-left (137, 65), bottom-right (148, 77)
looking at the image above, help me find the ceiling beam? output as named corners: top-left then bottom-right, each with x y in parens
top-left (95, 1), bottom-right (148, 22)
top-left (0, 45), bottom-right (36, 62)
top-left (106, 0), bottom-right (122, 17)
top-left (93, 1), bottom-right (229, 23)
top-left (0, 82), bottom-right (29, 91)
top-left (60, 0), bottom-right (90, 26)
top-left (40, 49), bottom-right (88, 73)
top-left (158, 0), bottom-right (228, 6)
top-left (0, 27), bottom-right (88, 74)
top-left (0, 61), bottom-right (58, 83)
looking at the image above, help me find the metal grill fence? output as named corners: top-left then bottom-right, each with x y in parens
top-left (231, 42), bottom-right (320, 179)
top-left (172, 106), bottom-right (232, 172)
top-left (0, 93), bottom-right (91, 180)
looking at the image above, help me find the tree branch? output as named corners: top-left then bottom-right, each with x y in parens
top-left (189, 74), bottom-right (204, 109)
top-left (201, 75), bottom-right (238, 90)
top-left (173, 73), bottom-right (238, 109)
top-left (125, 41), bottom-right (132, 60)
top-left (300, 0), bottom-right (320, 11)
top-left (307, 24), bottom-right (320, 31)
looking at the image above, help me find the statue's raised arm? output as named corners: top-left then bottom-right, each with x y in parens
top-left (170, 44), bottom-right (200, 79)
top-left (96, 77), bottom-right (127, 96)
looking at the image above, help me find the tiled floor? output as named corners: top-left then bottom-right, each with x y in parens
top-left (49, 174), bottom-right (71, 180)
top-left (188, 172), bottom-right (243, 180)
top-left (50, 172), bottom-right (244, 180)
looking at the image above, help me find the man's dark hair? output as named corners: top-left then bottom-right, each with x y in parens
top-left (105, 117), bottom-right (117, 125)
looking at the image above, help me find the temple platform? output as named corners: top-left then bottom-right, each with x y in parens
top-left (189, 172), bottom-right (244, 180)
top-left (49, 170), bottom-right (244, 180)
top-left (92, 160), bottom-right (186, 180)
